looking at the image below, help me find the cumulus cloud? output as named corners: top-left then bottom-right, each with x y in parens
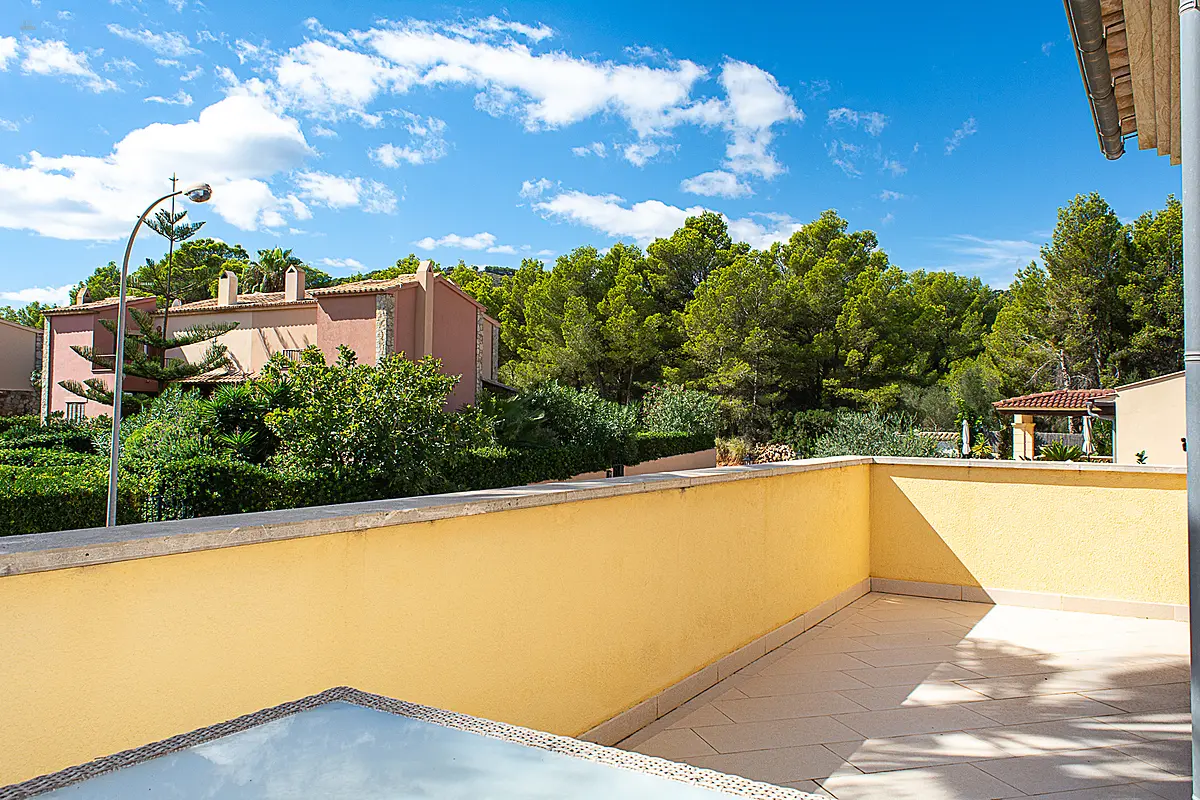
top-left (680, 170), bottom-right (752, 198)
top-left (320, 257), bottom-right (364, 269)
top-left (0, 284), bottom-right (74, 306)
top-left (571, 141), bottom-right (606, 158)
top-left (0, 37), bottom-right (18, 70)
top-left (945, 117), bottom-right (978, 155)
top-left (293, 171), bottom-right (398, 214)
top-left (106, 25), bottom-right (199, 57)
top-left (414, 231), bottom-right (515, 253)
top-left (827, 107), bottom-right (888, 136)
top-left (0, 95), bottom-right (314, 239)
top-left (275, 39), bottom-right (412, 120)
top-left (145, 90), bottom-right (193, 106)
top-left (519, 177), bottom-right (554, 198)
top-left (622, 141), bottom-right (674, 166)
top-left (369, 113), bottom-right (448, 166)
top-left (533, 189), bottom-right (802, 249)
top-left (21, 39), bottom-right (117, 92)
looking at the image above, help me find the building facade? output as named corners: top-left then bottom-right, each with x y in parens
top-left (0, 317), bottom-right (40, 416)
top-left (40, 261), bottom-right (500, 419)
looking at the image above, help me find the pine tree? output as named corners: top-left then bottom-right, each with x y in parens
top-left (60, 307), bottom-right (237, 413)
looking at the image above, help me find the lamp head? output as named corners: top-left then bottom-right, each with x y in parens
top-left (184, 183), bottom-right (213, 203)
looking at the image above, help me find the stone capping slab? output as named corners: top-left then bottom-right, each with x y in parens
top-left (0, 457), bottom-right (1181, 578)
top-left (871, 577), bottom-right (1189, 621)
top-left (578, 578), bottom-right (871, 746)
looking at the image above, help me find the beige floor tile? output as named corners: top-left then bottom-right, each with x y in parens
top-left (779, 779), bottom-right (836, 797)
top-left (1021, 785), bottom-right (1167, 799)
top-left (820, 762), bottom-right (1026, 800)
top-left (756, 652), bottom-right (876, 676)
top-left (855, 617), bottom-right (977, 636)
top-left (969, 694), bottom-right (1124, 726)
top-left (1136, 774), bottom-right (1192, 800)
top-left (683, 744), bottom-right (852, 784)
top-left (1118, 739), bottom-right (1192, 777)
top-left (857, 605), bottom-right (968, 623)
top-left (1081, 684), bottom-right (1191, 715)
top-left (975, 749), bottom-right (1171, 794)
top-left (736, 670), bottom-right (873, 698)
top-left (953, 655), bottom-right (1075, 679)
top-left (835, 682), bottom-right (992, 711)
top-left (843, 662), bottom-right (983, 688)
top-left (1094, 712), bottom-right (1191, 742)
top-left (665, 704), bottom-right (734, 729)
top-left (832, 704), bottom-right (998, 738)
top-left (851, 645), bottom-right (970, 668)
top-left (824, 731), bottom-right (1010, 773)
top-left (630, 727), bottom-right (717, 759)
top-left (814, 622), bottom-right (880, 638)
top-left (691, 716), bottom-right (862, 753)
top-left (788, 635), bottom-right (878, 655)
top-left (858, 631), bottom-right (969, 650)
top-left (958, 666), bottom-right (1190, 701)
top-left (715, 691), bottom-right (868, 723)
top-left (974, 718), bottom-right (1149, 756)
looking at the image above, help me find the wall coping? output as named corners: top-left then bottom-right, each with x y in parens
top-left (0, 457), bottom-right (1182, 578)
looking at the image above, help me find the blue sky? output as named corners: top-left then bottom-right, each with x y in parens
top-left (0, 0), bottom-right (1183, 308)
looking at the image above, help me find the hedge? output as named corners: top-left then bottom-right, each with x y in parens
top-left (144, 456), bottom-right (303, 521)
top-left (0, 415), bottom-right (41, 435)
top-left (630, 431), bottom-right (715, 465)
top-left (0, 465), bottom-right (138, 535)
top-left (0, 448), bottom-right (105, 468)
top-left (0, 428), bottom-right (97, 453)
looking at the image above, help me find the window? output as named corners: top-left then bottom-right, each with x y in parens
top-left (91, 316), bottom-right (115, 373)
top-left (282, 349), bottom-right (303, 362)
top-left (65, 402), bottom-right (86, 423)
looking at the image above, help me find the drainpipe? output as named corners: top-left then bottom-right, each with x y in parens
top-left (1180, 2), bottom-right (1199, 798)
top-left (1065, 0), bottom-right (1126, 158)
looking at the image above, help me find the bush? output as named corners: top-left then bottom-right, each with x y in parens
top-left (450, 444), bottom-right (611, 490)
top-left (810, 409), bottom-right (942, 458)
top-left (144, 456), bottom-right (301, 521)
top-left (0, 448), bottom-right (104, 467)
top-left (0, 428), bottom-right (97, 453)
top-left (0, 465), bottom-right (138, 535)
top-left (716, 436), bottom-right (751, 465)
top-left (640, 385), bottom-right (719, 436)
top-left (632, 431), bottom-right (715, 464)
top-left (1038, 441), bottom-right (1085, 462)
top-left (523, 381), bottom-right (637, 465)
top-left (0, 415), bottom-right (41, 435)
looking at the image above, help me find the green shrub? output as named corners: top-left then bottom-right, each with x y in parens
top-left (810, 409), bottom-right (942, 458)
top-left (0, 428), bottom-right (96, 453)
top-left (1038, 441), bottom-right (1085, 462)
top-left (639, 385), bottom-right (719, 436)
top-left (523, 381), bottom-right (637, 465)
top-left (145, 456), bottom-right (302, 521)
top-left (632, 431), bottom-right (715, 464)
top-left (0, 415), bottom-right (41, 434)
top-left (0, 465), bottom-right (138, 535)
top-left (0, 448), bottom-right (104, 467)
top-left (449, 444), bottom-right (612, 491)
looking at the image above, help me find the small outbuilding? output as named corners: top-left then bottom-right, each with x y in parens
top-left (993, 388), bottom-right (1116, 459)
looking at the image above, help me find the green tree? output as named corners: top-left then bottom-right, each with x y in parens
top-left (71, 262), bottom-right (127, 304)
top-left (1120, 196), bottom-right (1183, 380)
top-left (1, 301), bottom-right (54, 329)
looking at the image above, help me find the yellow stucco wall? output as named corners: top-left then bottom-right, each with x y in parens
top-left (0, 464), bottom-right (870, 785)
top-left (870, 463), bottom-right (1187, 604)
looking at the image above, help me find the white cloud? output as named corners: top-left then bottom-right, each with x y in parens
top-left (456, 17), bottom-right (554, 43)
top-left (57, 10), bottom-right (72, 21)
top-left (533, 189), bottom-right (802, 249)
top-left (571, 141), bottom-right (606, 158)
top-left (827, 107), bottom-right (888, 136)
top-left (369, 113), bottom-right (448, 166)
top-left (0, 118), bottom-right (19, 132)
top-left (1042, 41), bottom-right (1055, 56)
top-left (106, 25), bottom-right (199, 57)
top-left (293, 171), bottom-right (397, 214)
top-left (519, 177), bottom-right (553, 198)
top-left (680, 169), bottom-right (752, 198)
top-left (275, 39), bottom-right (413, 120)
top-left (880, 212), bottom-right (895, 226)
top-left (827, 140), bottom-right (861, 177)
top-left (881, 157), bottom-right (906, 176)
top-left (488, 244), bottom-right (518, 255)
top-left (145, 90), bottom-right (193, 106)
top-left (105, 56), bottom-right (139, 73)
top-left (0, 37), bottom-right (17, 71)
top-left (168, 0), bottom-right (187, 10)
top-left (622, 141), bottom-right (673, 166)
top-left (0, 283), bottom-right (74, 306)
top-left (320, 257), bottom-right (364, 269)
top-left (934, 234), bottom-right (1040, 286)
top-left (945, 117), bottom-right (978, 155)
top-left (415, 231), bottom-right (497, 250)
top-left (180, 66), bottom-right (203, 82)
top-left (878, 189), bottom-right (908, 201)
top-left (310, 124), bottom-right (338, 138)
top-left (0, 95), bottom-right (314, 239)
top-left (701, 60), bottom-right (801, 180)
top-left (21, 39), bottom-right (117, 92)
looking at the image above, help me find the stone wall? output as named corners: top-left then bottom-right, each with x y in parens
top-left (0, 389), bottom-right (38, 417)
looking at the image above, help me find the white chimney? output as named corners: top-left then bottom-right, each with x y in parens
top-left (74, 286), bottom-right (91, 306)
top-left (285, 265), bottom-right (306, 302)
top-left (170, 298), bottom-right (182, 308)
top-left (218, 271), bottom-right (238, 306)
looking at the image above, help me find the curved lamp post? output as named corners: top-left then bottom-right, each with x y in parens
top-left (106, 183), bottom-right (213, 527)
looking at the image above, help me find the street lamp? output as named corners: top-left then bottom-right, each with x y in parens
top-left (105, 183), bottom-right (213, 527)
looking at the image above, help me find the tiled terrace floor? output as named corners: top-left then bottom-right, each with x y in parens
top-left (618, 593), bottom-right (1191, 799)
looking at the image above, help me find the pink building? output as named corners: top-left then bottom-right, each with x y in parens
top-left (41, 261), bottom-right (500, 419)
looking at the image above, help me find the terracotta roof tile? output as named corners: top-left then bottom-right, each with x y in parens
top-left (309, 275), bottom-right (418, 295)
top-left (42, 296), bottom-right (157, 316)
top-left (993, 388), bottom-right (1116, 413)
top-left (169, 292), bottom-right (316, 314)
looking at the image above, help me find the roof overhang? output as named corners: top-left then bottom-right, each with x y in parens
top-left (1065, 0), bottom-right (1182, 163)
